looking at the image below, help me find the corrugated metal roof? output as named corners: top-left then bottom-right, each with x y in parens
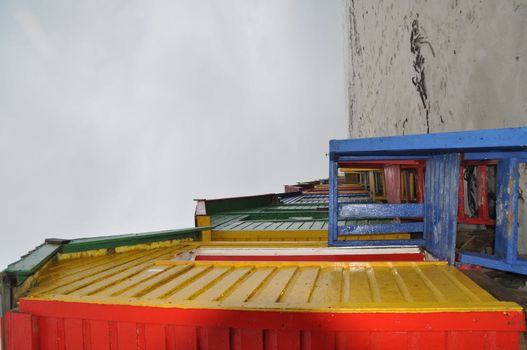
top-left (280, 196), bottom-right (370, 205)
top-left (25, 246), bottom-right (519, 313)
top-left (208, 194), bottom-right (398, 240)
top-left (213, 218), bottom-right (395, 231)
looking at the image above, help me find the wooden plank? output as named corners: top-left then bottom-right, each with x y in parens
top-left (338, 204), bottom-right (424, 219)
top-left (339, 222), bottom-right (423, 235)
top-left (330, 127), bottom-right (527, 155)
top-left (495, 158), bottom-right (520, 263)
top-left (424, 153), bottom-right (460, 263)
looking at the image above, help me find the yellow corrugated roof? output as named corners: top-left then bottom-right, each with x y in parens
top-left (25, 245), bottom-right (521, 313)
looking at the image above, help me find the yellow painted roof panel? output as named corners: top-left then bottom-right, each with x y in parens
top-left (24, 245), bottom-right (521, 313)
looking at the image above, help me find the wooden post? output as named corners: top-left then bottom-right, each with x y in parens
top-left (196, 216), bottom-right (212, 242)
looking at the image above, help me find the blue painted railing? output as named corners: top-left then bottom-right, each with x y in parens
top-left (459, 155), bottom-right (527, 274)
top-left (339, 222), bottom-right (424, 235)
top-left (337, 203), bottom-right (424, 239)
top-left (328, 127), bottom-right (527, 272)
top-left (338, 203), bottom-right (423, 218)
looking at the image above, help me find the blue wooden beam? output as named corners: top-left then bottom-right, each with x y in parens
top-left (459, 252), bottom-right (527, 275)
top-left (328, 156), bottom-right (339, 245)
top-left (330, 127), bottom-right (527, 156)
top-left (494, 158), bottom-right (520, 264)
top-left (338, 203), bottom-right (424, 218)
top-left (423, 153), bottom-right (460, 264)
top-left (330, 239), bottom-right (425, 247)
top-left (464, 151), bottom-right (527, 160)
top-left (338, 155), bottom-right (430, 161)
top-left (339, 222), bottom-right (423, 235)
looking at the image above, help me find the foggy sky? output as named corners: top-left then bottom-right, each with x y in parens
top-left (0, 1), bottom-right (347, 268)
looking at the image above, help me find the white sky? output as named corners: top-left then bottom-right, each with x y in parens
top-left (0, 1), bottom-right (347, 269)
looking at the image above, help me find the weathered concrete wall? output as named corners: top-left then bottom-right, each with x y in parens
top-left (345, 0), bottom-right (527, 138)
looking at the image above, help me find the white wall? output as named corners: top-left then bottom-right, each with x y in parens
top-left (345, 0), bottom-right (526, 137)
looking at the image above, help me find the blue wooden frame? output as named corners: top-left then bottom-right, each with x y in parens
top-left (329, 127), bottom-right (527, 270)
top-left (338, 203), bottom-right (424, 218)
top-left (330, 128), bottom-right (527, 155)
top-left (459, 157), bottom-right (527, 274)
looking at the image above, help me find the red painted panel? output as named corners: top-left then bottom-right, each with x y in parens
top-left (276, 330), bottom-right (300, 350)
top-left (263, 329), bottom-right (275, 350)
top-left (4, 311), bottom-right (37, 350)
top-left (19, 299), bottom-right (526, 332)
top-left (137, 323), bottom-right (146, 350)
top-left (39, 316), bottom-right (57, 350)
top-left (495, 332), bottom-right (521, 349)
top-left (174, 325), bottom-right (197, 350)
top-left (144, 323), bottom-right (166, 350)
top-left (90, 320), bottom-right (110, 350)
top-left (109, 321), bottom-right (119, 350)
top-left (235, 328), bottom-right (263, 350)
top-left (302, 330), bottom-right (335, 350)
top-left (384, 165), bottom-right (402, 203)
top-left (195, 253), bottom-right (425, 262)
top-left (198, 327), bottom-right (230, 350)
top-left (5, 300), bottom-right (524, 350)
top-left (407, 332), bottom-right (446, 350)
top-left (458, 217), bottom-right (496, 225)
top-left (117, 322), bottom-right (138, 349)
top-left (165, 325), bottom-right (176, 349)
top-left (336, 331), bottom-right (371, 349)
top-left (371, 332), bottom-right (407, 349)
top-left (445, 330), bottom-right (487, 349)
top-left (56, 318), bottom-right (66, 350)
top-left (63, 318), bottom-right (83, 350)
top-left (416, 167), bottom-right (425, 203)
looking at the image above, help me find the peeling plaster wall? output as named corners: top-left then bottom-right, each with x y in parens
top-left (345, 0), bottom-right (527, 138)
